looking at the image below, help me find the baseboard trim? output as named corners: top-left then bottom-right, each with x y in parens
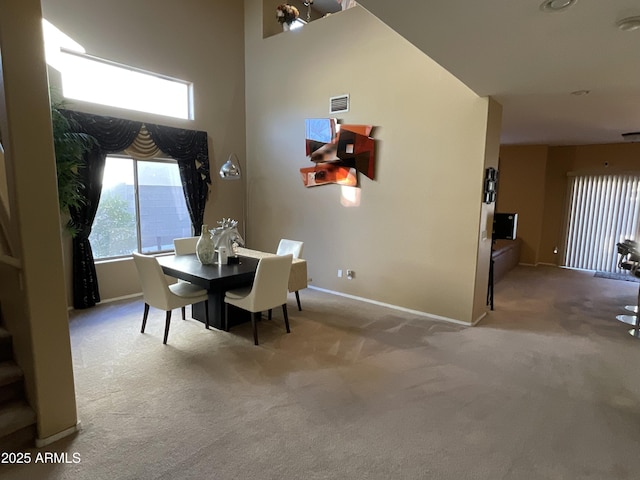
top-left (307, 286), bottom-right (473, 326)
top-left (473, 311), bottom-right (488, 326)
top-left (36, 421), bottom-right (82, 448)
top-left (98, 293), bottom-right (143, 305)
top-left (68, 293), bottom-right (143, 311)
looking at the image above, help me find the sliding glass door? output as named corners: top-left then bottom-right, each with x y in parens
top-left (564, 173), bottom-right (640, 272)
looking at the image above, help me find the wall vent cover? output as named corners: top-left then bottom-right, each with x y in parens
top-left (329, 94), bottom-right (349, 114)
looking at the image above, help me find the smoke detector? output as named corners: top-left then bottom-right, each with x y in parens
top-left (540, 0), bottom-right (577, 12)
top-left (616, 16), bottom-right (640, 31)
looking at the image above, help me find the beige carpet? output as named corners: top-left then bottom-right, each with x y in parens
top-left (2, 265), bottom-right (640, 479)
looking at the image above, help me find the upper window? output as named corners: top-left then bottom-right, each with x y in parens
top-left (90, 156), bottom-right (192, 260)
top-left (43, 20), bottom-right (193, 120)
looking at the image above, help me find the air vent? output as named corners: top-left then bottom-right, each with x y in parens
top-left (329, 94), bottom-right (349, 114)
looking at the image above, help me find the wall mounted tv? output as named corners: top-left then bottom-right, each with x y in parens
top-left (493, 213), bottom-right (518, 240)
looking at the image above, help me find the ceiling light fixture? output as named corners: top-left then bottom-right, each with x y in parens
top-left (571, 90), bottom-right (590, 96)
top-left (540, 0), bottom-right (577, 12)
top-left (616, 16), bottom-right (640, 31)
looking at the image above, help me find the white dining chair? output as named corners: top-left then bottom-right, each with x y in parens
top-left (276, 239), bottom-right (304, 310)
top-left (173, 236), bottom-right (199, 255)
top-left (173, 236), bottom-right (200, 293)
top-left (223, 254), bottom-right (293, 345)
top-left (133, 252), bottom-right (210, 344)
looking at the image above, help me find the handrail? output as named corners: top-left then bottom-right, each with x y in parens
top-left (0, 254), bottom-right (21, 269)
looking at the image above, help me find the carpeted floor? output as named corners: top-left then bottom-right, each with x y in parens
top-left (2, 265), bottom-right (640, 479)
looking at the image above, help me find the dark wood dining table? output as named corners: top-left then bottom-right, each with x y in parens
top-left (157, 254), bottom-right (259, 330)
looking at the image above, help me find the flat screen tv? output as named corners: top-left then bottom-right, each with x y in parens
top-left (493, 213), bottom-right (518, 240)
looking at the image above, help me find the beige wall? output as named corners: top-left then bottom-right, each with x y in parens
top-left (472, 98), bottom-right (503, 323)
top-left (245, 2), bottom-right (497, 324)
top-left (42, 0), bottom-right (247, 305)
top-left (0, 0), bottom-right (77, 441)
top-left (497, 146), bottom-right (548, 265)
top-left (498, 143), bottom-right (640, 267)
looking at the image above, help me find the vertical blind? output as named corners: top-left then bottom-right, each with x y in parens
top-left (564, 174), bottom-right (640, 272)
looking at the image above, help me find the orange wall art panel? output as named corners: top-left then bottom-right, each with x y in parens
top-left (301, 118), bottom-right (376, 188)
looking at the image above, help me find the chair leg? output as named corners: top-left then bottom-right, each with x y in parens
top-left (268, 309), bottom-right (272, 320)
top-left (252, 311), bottom-right (260, 345)
top-left (224, 302), bottom-right (229, 332)
top-left (141, 303), bottom-right (150, 333)
top-left (282, 304), bottom-right (290, 333)
top-left (163, 311), bottom-right (172, 344)
top-left (295, 291), bottom-right (302, 311)
top-left (181, 306), bottom-right (186, 320)
top-left (204, 300), bottom-right (210, 330)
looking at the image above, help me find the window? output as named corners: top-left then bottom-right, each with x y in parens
top-left (43, 20), bottom-right (193, 119)
top-left (90, 156), bottom-right (192, 260)
top-left (563, 173), bottom-right (640, 272)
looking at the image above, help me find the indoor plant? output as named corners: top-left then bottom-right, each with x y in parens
top-left (50, 99), bottom-right (97, 235)
top-left (276, 4), bottom-right (299, 30)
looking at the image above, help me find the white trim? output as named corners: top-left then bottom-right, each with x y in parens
top-left (98, 293), bottom-right (143, 305)
top-left (36, 421), bottom-right (82, 448)
top-left (69, 293), bottom-right (143, 311)
top-left (307, 286), bottom-right (473, 326)
top-left (473, 311), bottom-right (488, 326)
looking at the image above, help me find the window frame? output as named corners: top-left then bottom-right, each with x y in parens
top-left (92, 154), bottom-right (191, 261)
top-left (57, 48), bottom-right (194, 120)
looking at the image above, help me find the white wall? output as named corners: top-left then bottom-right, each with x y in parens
top-left (245, 2), bottom-right (496, 323)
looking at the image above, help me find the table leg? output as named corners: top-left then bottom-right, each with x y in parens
top-left (192, 290), bottom-right (250, 330)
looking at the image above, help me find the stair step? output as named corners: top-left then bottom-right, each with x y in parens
top-left (0, 401), bottom-right (36, 440)
top-left (0, 362), bottom-right (24, 405)
top-left (0, 361), bottom-right (22, 388)
top-left (0, 328), bottom-right (12, 362)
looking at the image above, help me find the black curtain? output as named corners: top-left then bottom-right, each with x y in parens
top-left (63, 111), bottom-right (212, 309)
top-left (64, 111), bottom-right (142, 308)
top-left (146, 124), bottom-right (211, 235)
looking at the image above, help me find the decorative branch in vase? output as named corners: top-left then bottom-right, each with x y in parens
top-left (276, 3), bottom-right (299, 31)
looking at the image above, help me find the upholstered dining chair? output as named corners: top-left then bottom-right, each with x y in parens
top-left (223, 254), bottom-right (293, 345)
top-left (276, 239), bottom-right (304, 310)
top-left (173, 236), bottom-right (199, 255)
top-left (133, 252), bottom-right (210, 344)
top-left (172, 236), bottom-right (200, 291)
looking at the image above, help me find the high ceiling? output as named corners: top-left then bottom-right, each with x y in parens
top-left (334, 0), bottom-right (640, 146)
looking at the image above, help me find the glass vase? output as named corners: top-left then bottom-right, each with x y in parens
top-left (196, 224), bottom-right (215, 265)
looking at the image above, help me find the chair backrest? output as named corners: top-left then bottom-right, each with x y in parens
top-left (132, 252), bottom-right (172, 310)
top-left (276, 239), bottom-right (304, 259)
top-left (244, 254), bottom-right (293, 312)
top-left (174, 236), bottom-right (199, 255)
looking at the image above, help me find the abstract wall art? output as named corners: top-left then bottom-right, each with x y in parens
top-left (301, 118), bottom-right (376, 188)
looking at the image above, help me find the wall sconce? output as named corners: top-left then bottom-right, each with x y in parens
top-left (484, 167), bottom-right (498, 204)
top-left (219, 153), bottom-right (241, 180)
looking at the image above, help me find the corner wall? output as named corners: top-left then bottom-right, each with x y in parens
top-left (42, 0), bottom-right (247, 304)
top-left (0, 0), bottom-right (77, 441)
top-left (245, 2), bottom-right (495, 323)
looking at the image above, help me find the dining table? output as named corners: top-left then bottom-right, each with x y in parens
top-left (157, 253), bottom-right (259, 330)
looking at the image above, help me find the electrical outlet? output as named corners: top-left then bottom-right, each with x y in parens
top-left (337, 269), bottom-right (343, 278)
top-left (346, 269), bottom-right (354, 280)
